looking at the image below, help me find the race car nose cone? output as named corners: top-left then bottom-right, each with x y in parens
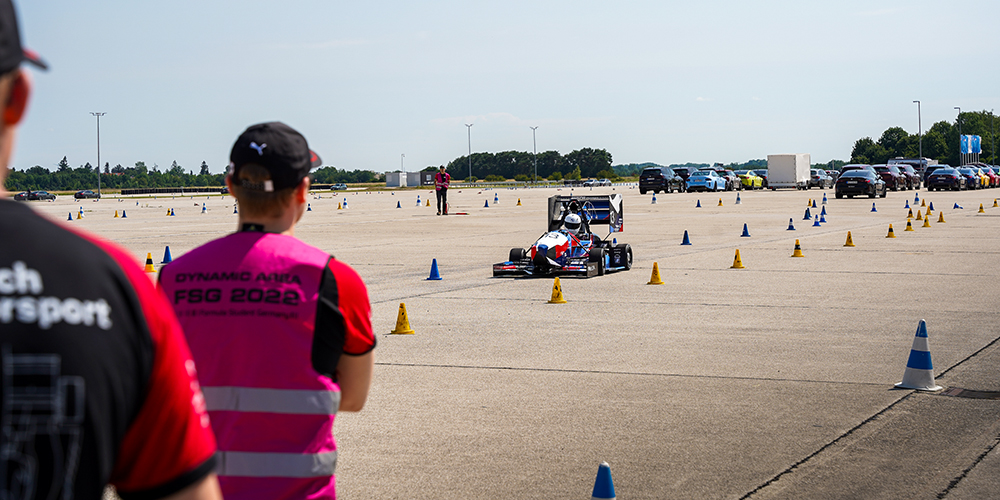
top-left (533, 245), bottom-right (550, 268)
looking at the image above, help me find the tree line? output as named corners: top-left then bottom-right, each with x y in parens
top-left (441, 148), bottom-right (613, 182)
top-left (850, 110), bottom-right (997, 166)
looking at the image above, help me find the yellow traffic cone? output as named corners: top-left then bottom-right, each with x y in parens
top-left (143, 253), bottom-right (156, 273)
top-left (730, 249), bottom-right (745, 269)
top-left (978, 203), bottom-right (985, 213)
top-left (166, 209), bottom-right (171, 216)
top-left (993, 199), bottom-right (998, 208)
top-left (548, 277), bottom-right (567, 303)
top-left (844, 231), bottom-right (855, 247)
top-left (389, 303), bottom-right (415, 334)
top-left (791, 239), bottom-right (804, 257)
top-left (904, 219), bottom-right (914, 231)
top-left (718, 198), bottom-right (723, 207)
top-left (922, 215), bottom-right (931, 228)
top-left (937, 211), bottom-right (946, 223)
top-left (647, 262), bottom-right (664, 285)
top-left (337, 202), bottom-right (343, 210)
top-left (907, 208), bottom-right (913, 218)
top-left (915, 209), bottom-right (923, 220)
top-left (807, 199), bottom-right (812, 207)
top-left (426, 199), bottom-right (431, 207)
top-left (921, 199), bottom-right (926, 207)
top-left (517, 198), bottom-right (522, 206)
top-left (926, 206), bottom-right (933, 216)
top-left (76, 211), bottom-right (82, 219)
top-left (886, 224), bottom-right (896, 238)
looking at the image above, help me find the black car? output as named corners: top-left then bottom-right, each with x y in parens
top-left (671, 166), bottom-right (699, 183)
top-left (28, 190), bottom-right (56, 201)
top-left (13, 191), bottom-right (29, 201)
top-left (74, 189), bottom-right (100, 199)
top-left (835, 170), bottom-right (886, 199)
top-left (922, 165), bottom-right (948, 183)
top-left (925, 167), bottom-right (965, 191)
top-left (639, 167), bottom-right (684, 194)
top-left (897, 165), bottom-right (921, 189)
top-left (956, 167), bottom-right (981, 190)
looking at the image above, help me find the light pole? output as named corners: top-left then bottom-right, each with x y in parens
top-left (465, 123), bottom-right (473, 180)
top-left (400, 153), bottom-right (405, 187)
top-left (992, 109), bottom-right (995, 165)
top-left (90, 112), bottom-right (106, 195)
top-left (912, 101), bottom-right (921, 161)
top-left (954, 106), bottom-right (962, 165)
top-left (530, 126), bottom-right (538, 185)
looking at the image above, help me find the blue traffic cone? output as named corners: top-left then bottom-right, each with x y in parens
top-left (307, 203), bottom-right (312, 211)
top-left (67, 212), bottom-right (73, 221)
top-left (233, 205), bottom-right (238, 214)
top-left (681, 230), bottom-right (692, 245)
top-left (484, 199), bottom-right (490, 208)
top-left (426, 259), bottom-right (442, 280)
top-left (787, 218), bottom-right (796, 230)
top-left (820, 212), bottom-right (826, 223)
top-left (343, 199), bottom-right (348, 209)
top-left (396, 201), bottom-right (401, 208)
top-left (651, 193), bottom-right (657, 204)
top-left (740, 223), bottom-right (750, 237)
top-left (871, 203), bottom-right (877, 212)
top-left (895, 320), bottom-right (942, 391)
top-left (612, 238), bottom-right (617, 245)
top-left (416, 195), bottom-right (421, 206)
top-left (202, 205), bottom-right (207, 214)
top-left (812, 199), bottom-right (817, 208)
top-left (696, 199), bottom-right (701, 208)
top-left (954, 203), bottom-right (963, 209)
top-left (170, 208), bottom-right (176, 216)
top-left (162, 246), bottom-right (173, 264)
top-left (905, 200), bottom-right (910, 209)
top-left (803, 207), bottom-right (811, 220)
top-left (122, 210), bottom-right (127, 218)
top-left (822, 193), bottom-right (828, 204)
top-left (591, 462), bottom-right (616, 500)
top-left (914, 193), bottom-right (919, 203)
top-left (813, 215), bottom-right (821, 227)
top-left (929, 201), bottom-right (934, 211)
top-left (735, 192), bottom-right (741, 205)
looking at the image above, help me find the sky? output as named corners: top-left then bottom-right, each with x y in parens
top-left (10, 0), bottom-right (1000, 174)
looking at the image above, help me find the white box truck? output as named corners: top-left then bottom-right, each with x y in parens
top-left (767, 154), bottom-right (810, 190)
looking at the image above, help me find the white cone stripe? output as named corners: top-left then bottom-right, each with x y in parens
top-left (911, 336), bottom-right (930, 352)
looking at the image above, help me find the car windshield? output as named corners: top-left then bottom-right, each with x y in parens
top-left (691, 172), bottom-right (709, 177)
top-left (957, 168), bottom-right (974, 174)
top-left (932, 168), bottom-right (956, 175)
top-left (641, 169), bottom-right (660, 175)
top-left (840, 171), bottom-right (870, 178)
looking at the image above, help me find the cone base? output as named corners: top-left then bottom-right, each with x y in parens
top-left (389, 328), bottom-right (415, 335)
top-left (548, 298), bottom-right (567, 304)
top-left (894, 382), bottom-right (943, 392)
top-left (646, 280), bottom-right (664, 285)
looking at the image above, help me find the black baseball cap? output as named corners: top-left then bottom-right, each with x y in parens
top-left (0, 0), bottom-right (47, 74)
top-left (229, 122), bottom-right (322, 192)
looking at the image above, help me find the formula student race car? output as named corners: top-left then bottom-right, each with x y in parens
top-left (493, 194), bottom-right (633, 278)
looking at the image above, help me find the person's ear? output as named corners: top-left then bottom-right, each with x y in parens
top-left (295, 176), bottom-right (310, 203)
top-left (3, 70), bottom-right (31, 126)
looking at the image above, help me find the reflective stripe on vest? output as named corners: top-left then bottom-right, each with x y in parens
top-left (202, 386), bottom-right (340, 415)
top-left (218, 450), bottom-right (337, 478)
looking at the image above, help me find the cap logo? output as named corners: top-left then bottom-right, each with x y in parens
top-left (249, 142), bottom-right (267, 156)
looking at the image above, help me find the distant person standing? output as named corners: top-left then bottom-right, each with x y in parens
top-left (159, 122), bottom-right (376, 500)
top-left (0, 1), bottom-right (221, 498)
top-left (435, 165), bottom-right (450, 215)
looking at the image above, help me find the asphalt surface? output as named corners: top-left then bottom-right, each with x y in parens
top-left (25, 184), bottom-right (1000, 499)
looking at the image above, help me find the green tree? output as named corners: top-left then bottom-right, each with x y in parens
top-left (199, 161), bottom-right (210, 175)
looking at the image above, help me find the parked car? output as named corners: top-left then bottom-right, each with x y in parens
top-left (872, 165), bottom-right (907, 191)
top-left (331, 183), bottom-right (348, 190)
top-left (28, 190), bottom-right (56, 201)
top-left (897, 165), bottom-right (921, 190)
top-left (834, 170), bottom-right (886, 199)
top-left (671, 166), bottom-right (699, 183)
top-left (980, 168), bottom-right (1000, 188)
top-left (686, 170), bottom-right (726, 192)
top-left (639, 167), bottom-right (684, 194)
top-left (74, 189), bottom-right (100, 199)
top-left (597, 178), bottom-right (612, 186)
top-left (922, 164), bottom-right (948, 183)
top-left (703, 168), bottom-right (740, 191)
top-left (808, 169), bottom-right (833, 189)
top-left (925, 167), bottom-right (966, 191)
top-left (735, 170), bottom-right (763, 189)
top-left (825, 170), bottom-right (840, 182)
top-left (13, 191), bottom-right (29, 201)
top-left (752, 169), bottom-right (769, 188)
top-left (956, 167), bottom-right (982, 189)
top-left (840, 164), bottom-right (875, 174)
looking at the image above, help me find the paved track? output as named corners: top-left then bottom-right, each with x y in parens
top-left (25, 185), bottom-right (1000, 499)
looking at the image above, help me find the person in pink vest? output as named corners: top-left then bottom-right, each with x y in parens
top-left (435, 165), bottom-right (450, 215)
top-left (159, 122), bottom-right (376, 499)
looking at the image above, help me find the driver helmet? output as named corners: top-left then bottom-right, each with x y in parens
top-left (564, 213), bottom-right (583, 235)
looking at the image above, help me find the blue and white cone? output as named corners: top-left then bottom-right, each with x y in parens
top-left (812, 215), bottom-right (821, 227)
top-left (735, 193), bottom-right (741, 205)
top-left (895, 320), bottom-right (942, 391)
top-left (591, 462), bottom-right (616, 500)
top-left (651, 194), bottom-right (657, 204)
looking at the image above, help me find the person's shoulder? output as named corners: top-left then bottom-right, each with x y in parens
top-left (326, 257), bottom-right (366, 286)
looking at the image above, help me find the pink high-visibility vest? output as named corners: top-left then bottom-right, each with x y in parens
top-left (161, 232), bottom-right (341, 499)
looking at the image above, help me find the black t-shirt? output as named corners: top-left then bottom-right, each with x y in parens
top-left (0, 200), bottom-right (217, 500)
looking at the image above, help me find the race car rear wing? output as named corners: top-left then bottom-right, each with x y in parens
top-left (547, 194), bottom-right (623, 233)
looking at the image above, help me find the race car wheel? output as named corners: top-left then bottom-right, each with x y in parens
top-left (589, 247), bottom-right (606, 276)
top-left (509, 247), bottom-right (526, 262)
top-left (615, 243), bottom-right (632, 271)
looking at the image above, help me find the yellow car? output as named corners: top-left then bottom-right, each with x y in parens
top-left (976, 169), bottom-right (990, 188)
top-left (736, 170), bottom-right (763, 189)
